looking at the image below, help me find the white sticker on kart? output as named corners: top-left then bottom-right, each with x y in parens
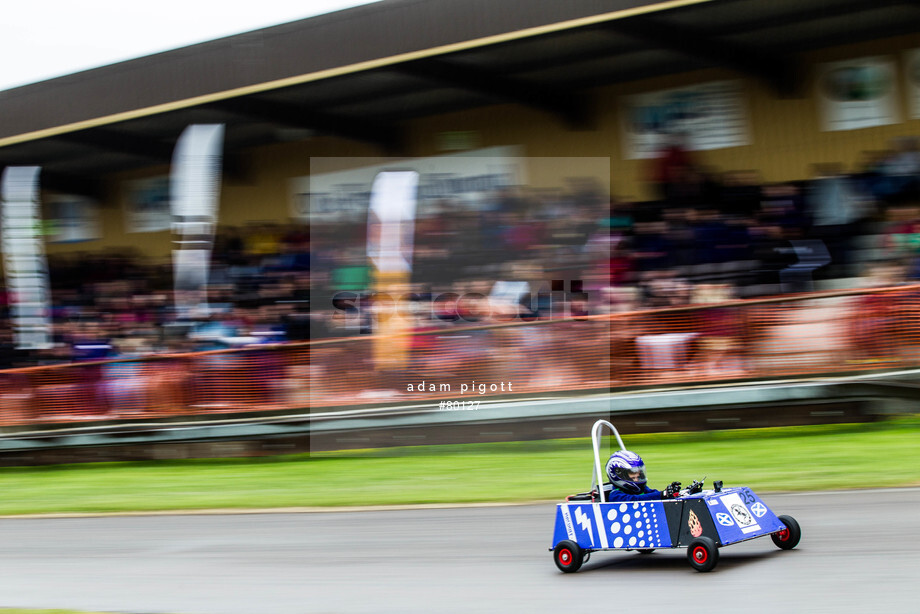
top-left (561, 505), bottom-right (576, 540)
top-left (716, 512), bottom-right (735, 526)
top-left (750, 502), bottom-right (768, 518)
top-left (720, 493), bottom-right (761, 533)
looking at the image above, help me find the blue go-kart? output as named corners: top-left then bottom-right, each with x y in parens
top-left (550, 420), bottom-right (801, 572)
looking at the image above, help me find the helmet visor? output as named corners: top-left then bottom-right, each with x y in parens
top-left (615, 464), bottom-right (646, 484)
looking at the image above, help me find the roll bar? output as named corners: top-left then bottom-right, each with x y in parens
top-left (591, 419), bottom-right (627, 503)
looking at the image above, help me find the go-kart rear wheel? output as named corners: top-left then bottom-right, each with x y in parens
top-left (771, 515), bottom-right (801, 550)
top-left (553, 540), bottom-right (584, 573)
top-left (687, 537), bottom-right (719, 572)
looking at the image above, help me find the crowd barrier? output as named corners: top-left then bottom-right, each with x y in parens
top-left (1, 285), bottom-right (919, 427)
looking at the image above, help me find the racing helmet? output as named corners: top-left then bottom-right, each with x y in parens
top-left (606, 450), bottom-right (648, 494)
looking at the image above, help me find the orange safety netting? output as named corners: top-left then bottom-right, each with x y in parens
top-left (1, 285), bottom-right (919, 427)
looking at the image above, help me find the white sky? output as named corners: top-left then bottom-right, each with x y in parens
top-left (0, 0), bottom-right (382, 92)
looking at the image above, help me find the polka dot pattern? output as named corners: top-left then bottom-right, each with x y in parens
top-left (605, 501), bottom-right (666, 548)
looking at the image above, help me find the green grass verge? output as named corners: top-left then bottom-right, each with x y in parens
top-left (1, 418), bottom-right (918, 516)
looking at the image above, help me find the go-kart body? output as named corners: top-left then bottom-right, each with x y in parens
top-left (551, 486), bottom-right (787, 551)
top-left (550, 420), bottom-right (800, 572)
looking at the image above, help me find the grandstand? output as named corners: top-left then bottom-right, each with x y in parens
top-left (1, 0), bottom-right (920, 458)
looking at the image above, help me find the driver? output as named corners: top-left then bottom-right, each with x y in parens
top-left (602, 450), bottom-right (681, 502)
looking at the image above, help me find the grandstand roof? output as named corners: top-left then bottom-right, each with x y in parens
top-left (1, 0), bottom-right (918, 196)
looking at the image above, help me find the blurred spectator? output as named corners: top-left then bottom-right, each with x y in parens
top-left (875, 137), bottom-right (920, 204)
top-left (690, 283), bottom-right (745, 377)
top-left (759, 182), bottom-right (807, 235)
top-left (850, 264), bottom-right (905, 362)
top-left (5, 142), bottom-right (920, 381)
top-left (632, 220), bottom-right (673, 273)
top-left (0, 328), bottom-right (25, 369)
top-left (806, 162), bottom-right (871, 279)
top-left (70, 322), bottom-right (113, 361)
top-left (648, 132), bottom-right (696, 202)
top-left (719, 170), bottom-right (762, 219)
top-left (640, 270), bottom-right (691, 309)
top-left (882, 206), bottom-right (920, 279)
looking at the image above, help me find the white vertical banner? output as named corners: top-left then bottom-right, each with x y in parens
top-left (1, 166), bottom-right (52, 349)
top-left (366, 170), bottom-right (419, 369)
top-left (170, 124), bottom-right (225, 318)
top-left (366, 170), bottom-right (419, 273)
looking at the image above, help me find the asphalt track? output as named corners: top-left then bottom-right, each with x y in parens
top-left (0, 489), bottom-right (916, 614)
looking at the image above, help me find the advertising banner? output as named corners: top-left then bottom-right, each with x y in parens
top-left (367, 170), bottom-right (419, 274)
top-left (47, 195), bottom-right (101, 243)
top-left (170, 124), bottom-right (225, 221)
top-left (366, 170), bottom-right (419, 369)
top-left (1, 166), bottom-right (52, 349)
top-left (621, 80), bottom-right (750, 159)
top-left (817, 56), bottom-right (899, 131)
top-left (169, 124), bottom-right (225, 317)
top-left (124, 176), bottom-right (171, 233)
top-left (291, 146), bottom-right (524, 223)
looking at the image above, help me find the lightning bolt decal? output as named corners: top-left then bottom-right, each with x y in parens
top-left (574, 507), bottom-right (594, 546)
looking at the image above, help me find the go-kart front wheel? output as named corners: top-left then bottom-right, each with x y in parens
top-left (687, 537), bottom-right (719, 572)
top-left (771, 515), bottom-right (801, 550)
top-left (553, 540), bottom-right (584, 573)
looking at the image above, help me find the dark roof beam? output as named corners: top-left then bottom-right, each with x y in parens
top-left (42, 170), bottom-right (104, 199)
top-left (557, 62), bottom-right (704, 93)
top-left (699, 0), bottom-right (919, 38)
top-left (270, 77), bottom-right (427, 110)
top-left (603, 17), bottom-right (799, 96)
top-left (782, 14), bottom-right (920, 54)
top-left (397, 58), bottom-right (592, 129)
top-left (0, 164), bottom-right (102, 199)
top-left (52, 128), bottom-right (174, 164)
top-left (450, 41), bottom-right (644, 79)
top-left (209, 98), bottom-right (402, 153)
